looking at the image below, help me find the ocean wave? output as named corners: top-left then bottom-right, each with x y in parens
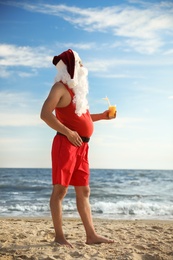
top-left (0, 200), bottom-right (173, 219)
top-left (91, 200), bottom-right (173, 218)
top-left (1, 168), bottom-right (173, 219)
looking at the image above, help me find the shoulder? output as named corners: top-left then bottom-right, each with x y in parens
top-left (52, 81), bottom-right (66, 92)
top-left (49, 81), bottom-right (69, 97)
top-left (47, 81), bottom-right (72, 108)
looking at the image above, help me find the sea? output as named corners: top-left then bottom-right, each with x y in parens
top-left (0, 168), bottom-right (173, 220)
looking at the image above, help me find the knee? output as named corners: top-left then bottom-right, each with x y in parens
top-left (51, 185), bottom-right (68, 201)
top-left (76, 186), bottom-right (90, 199)
top-left (84, 186), bottom-right (90, 198)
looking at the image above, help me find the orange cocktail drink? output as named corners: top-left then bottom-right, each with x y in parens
top-left (108, 105), bottom-right (116, 118)
top-left (103, 96), bottom-right (116, 118)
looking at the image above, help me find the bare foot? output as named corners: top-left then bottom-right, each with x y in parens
top-left (54, 236), bottom-right (73, 248)
top-left (86, 234), bottom-right (115, 245)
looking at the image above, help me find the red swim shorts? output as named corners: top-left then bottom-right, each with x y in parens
top-left (51, 134), bottom-right (90, 186)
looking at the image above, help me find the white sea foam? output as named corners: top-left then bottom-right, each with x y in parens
top-left (91, 200), bottom-right (173, 219)
top-left (0, 168), bottom-right (173, 219)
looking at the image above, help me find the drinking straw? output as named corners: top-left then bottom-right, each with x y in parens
top-left (103, 96), bottom-right (111, 106)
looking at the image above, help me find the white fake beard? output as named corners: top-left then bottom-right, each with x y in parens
top-left (70, 65), bottom-right (89, 116)
top-left (54, 64), bottom-right (89, 116)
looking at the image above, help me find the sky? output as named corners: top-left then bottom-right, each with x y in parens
top-left (0, 0), bottom-right (173, 169)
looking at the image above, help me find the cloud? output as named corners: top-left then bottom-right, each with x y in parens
top-left (17, 69), bottom-right (38, 78)
top-left (0, 113), bottom-right (41, 126)
top-left (97, 73), bottom-right (144, 79)
top-left (0, 66), bottom-right (38, 78)
top-left (106, 116), bottom-right (147, 129)
top-left (86, 55), bottom-right (173, 74)
top-left (0, 91), bottom-right (42, 126)
top-left (164, 49), bottom-right (173, 55)
top-left (1, 42), bottom-right (173, 78)
top-left (3, 1), bottom-right (173, 54)
top-left (0, 66), bottom-right (11, 78)
top-left (0, 44), bottom-right (52, 68)
top-left (0, 91), bottom-right (37, 110)
top-left (0, 42), bottom-right (96, 75)
top-left (86, 58), bottom-right (140, 72)
top-left (0, 43), bottom-right (53, 77)
top-left (93, 116), bottom-right (147, 132)
top-left (61, 42), bottom-right (96, 50)
top-left (116, 117), bottom-right (147, 129)
top-left (125, 38), bottom-right (164, 54)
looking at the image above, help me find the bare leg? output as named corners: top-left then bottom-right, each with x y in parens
top-left (75, 186), bottom-right (114, 244)
top-left (50, 184), bottom-right (72, 247)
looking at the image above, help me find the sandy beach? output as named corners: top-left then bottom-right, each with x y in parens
top-left (0, 218), bottom-right (173, 260)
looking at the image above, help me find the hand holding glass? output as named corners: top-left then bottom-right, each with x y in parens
top-left (103, 96), bottom-right (116, 118)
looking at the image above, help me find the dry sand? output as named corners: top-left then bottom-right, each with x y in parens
top-left (0, 217), bottom-right (173, 260)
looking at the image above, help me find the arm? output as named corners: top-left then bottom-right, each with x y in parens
top-left (40, 82), bottom-right (83, 146)
top-left (91, 110), bottom-right (116, 122)
top-left (40, 82), bottom-right (69, 134)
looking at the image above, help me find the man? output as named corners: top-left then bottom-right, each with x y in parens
top-left (40, 49), bottom-right (116, 247)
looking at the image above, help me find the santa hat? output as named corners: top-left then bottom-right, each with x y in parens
top-left (52, 49), bottom-right (75, 79)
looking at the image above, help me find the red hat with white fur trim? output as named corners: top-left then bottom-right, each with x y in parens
top-left (52, 49), bottom-right (75, 79)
